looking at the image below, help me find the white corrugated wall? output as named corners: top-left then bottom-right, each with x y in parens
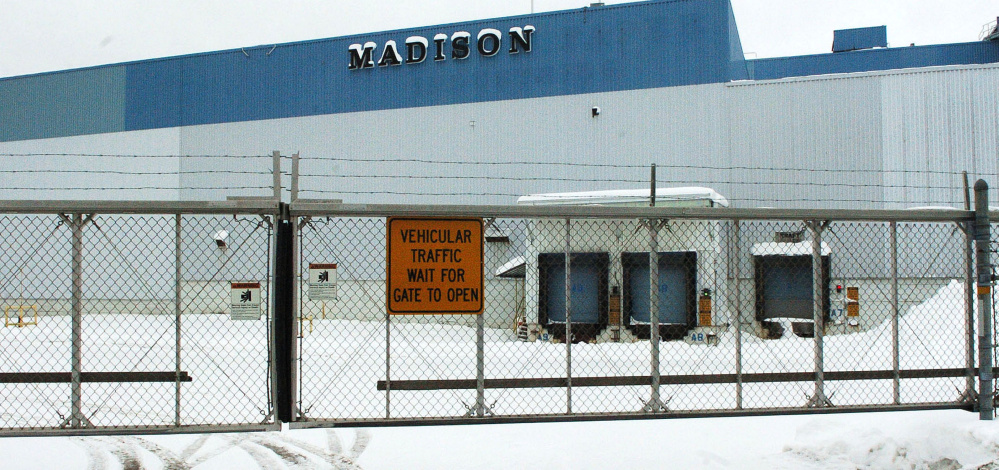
top-left (0, 63), bottom-right (996, 208)
top-left (725, 63), bottom-right (999, 209)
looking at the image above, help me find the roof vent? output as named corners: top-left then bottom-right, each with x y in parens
top-left (832, 26), bottom-right (888, 52)
top-left (982, 17), bottom-right (999, 41)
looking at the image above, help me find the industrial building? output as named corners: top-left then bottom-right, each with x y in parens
top-left (1, 0), bottom-right (997, 207)
top-left (1, 0), bottom-right (997, 342)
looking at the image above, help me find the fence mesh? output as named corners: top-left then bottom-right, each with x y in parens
top-left (0, 212), bottom-right (274, 432)
top-left (295, 212), bottom-right (979, 424)
top-left (0, 204), bottom-right (991, 433)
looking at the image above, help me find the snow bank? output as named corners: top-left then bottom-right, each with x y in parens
top-left (766, 414), bottom-right (999, 469)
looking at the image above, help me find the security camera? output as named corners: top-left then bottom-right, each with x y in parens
top-left (591, 106), bottom-right (601, 117)
top-left (213, 230), bottom-right (229, 249)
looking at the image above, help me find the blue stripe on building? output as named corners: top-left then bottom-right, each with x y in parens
top-left (749, 41), bottom-right (999, 81)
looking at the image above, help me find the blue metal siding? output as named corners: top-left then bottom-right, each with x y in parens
top-left (749, 41), bottom-right (999, 81)
top-left (0, 66), bottom-right (126, 142)
top-left (125, 58), bottom-right (183, 131)
top-left (3, 0), bottom-right (999, 144)
top-left (832, 26), bottom-right (888, 53)
top-left (1, 0), bottom-right (741, 142)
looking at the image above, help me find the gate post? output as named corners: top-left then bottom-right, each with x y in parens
top-left (564, 218), bottom-right (572, 415)
top-left (643, 163), bottom-right (666, 413)
top-left (734, 220), bottom-right (743, 410)
top-left (175, 214), bottom-right (183, 426)
top-left (890, 221), bottom-right (901, 405)
top-left (806, 220), bottom-right (832, 408)
top-left (974, 180), bottom-right (994, 420)
top-left (58, 213), bottom-right (94, 429)
top-left (274, 203), bottom-right (295, 423)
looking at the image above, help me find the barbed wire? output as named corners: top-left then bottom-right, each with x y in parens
top-left (0, 153), bottom-right (987, 178)
top-left (298, 173), bottom-right (967, 192)
top-left (0, 170), bottom-right (978, 193)
top-left (308, 156), bottom-right (977, 176)
top-left (0, 152), bottom-right (991, 207)
top-left (301, 174), bottom-right (650, 184)
top-left (296, 188), bottom-right (971, 206)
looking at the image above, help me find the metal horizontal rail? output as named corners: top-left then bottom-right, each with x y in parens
top-left (0, 199), bottom-right (279, 215)
top-left (377, 368), bottom-right (989, 390)
top-left (291, 201), bottom-right (978, 222)
top-left (291, 403), bottom-right (971, 429)
top-left (0, 199), bottom-right (985, 222)
top-left (0, 371), bottom-right (192, 383)
top-left (0, 423), bottom-right (279, 438)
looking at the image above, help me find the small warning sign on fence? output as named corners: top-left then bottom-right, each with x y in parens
top-left (386, 217), bottom-right (483, 315)
top-left (308, 263), bottom-right (338, 301)
top-left (230, 282), bottom-right (261, 320)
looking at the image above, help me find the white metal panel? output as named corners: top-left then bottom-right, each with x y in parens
top-left (880, 65), bottom-right (999, 208)
top-left (725, 75), bottom-right (884, 208)
top-left (0, 128), bottom-right (183, 200)
top-left (1, 63), bottom-right (997, 210)
top-left (174, 83), bottom-right (731, 204)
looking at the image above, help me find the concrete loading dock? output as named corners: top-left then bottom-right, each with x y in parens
top-left (516, 187), bottom-right (729, 343)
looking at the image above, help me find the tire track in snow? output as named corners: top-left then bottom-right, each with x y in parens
top-left (121, 436), bottom-right (191, 470)
top-left (71, 437), bottom-right (112, 470)
top-left (235, 440), bottom-right (286, 470)
top-left (71, 429), bottom-right (368, 469)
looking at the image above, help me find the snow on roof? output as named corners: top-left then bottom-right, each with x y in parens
top-left (495, 255), bottom-right (526, 278)
top-left (516, 187), bottom-right (729, 207)
top-left (751, 241), bottom-right (831, 256)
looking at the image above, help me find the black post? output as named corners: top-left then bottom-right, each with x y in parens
top-left (274, 203), bottom-right (295, 423)
top-left (974, 180), bottom-right (994, 420)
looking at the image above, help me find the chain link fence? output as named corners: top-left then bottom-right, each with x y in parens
top-left (0, 199), bottom-right (994, 435)
top-left (293, 204), bottom-right (990, 425)
top-left (0, 202), bottom-right (277, 434)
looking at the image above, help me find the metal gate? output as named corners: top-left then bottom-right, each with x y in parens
top-left (291, 202), bottom-right (996, 427)
top-left (0, 201), bottom-right (277, 434)
top-left (2, 198), bottom-right (996, 434)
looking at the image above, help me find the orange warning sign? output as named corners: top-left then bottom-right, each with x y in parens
top-left (387, 217), bottom-right (483, 315)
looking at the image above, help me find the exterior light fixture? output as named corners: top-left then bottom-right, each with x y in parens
top-left (213, 230), bottom-right (229, 249)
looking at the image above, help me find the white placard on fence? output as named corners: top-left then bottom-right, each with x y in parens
top-left (308, 263), bottom-right (338, 301)
top-left (230, 282), bottom-right (262, 320)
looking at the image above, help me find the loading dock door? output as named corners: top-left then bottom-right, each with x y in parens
top-left (622, 252), bottom-right (696, 325)
top-left (755, 255), bottom-right (830, 320)
top-left (538, 253), bottom-right (608, 324)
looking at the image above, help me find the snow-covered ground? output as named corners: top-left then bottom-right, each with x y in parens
top-left (0, 281), bottom-right (996, 468)
top-left (0, 409), bottom-right (997, 469)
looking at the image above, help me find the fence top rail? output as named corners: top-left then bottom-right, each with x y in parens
top-left (0, 200), bottom-right (988, 222)
top-left (0, 199), bottom-right (280, 215)
top-left (290, 202), bottom-right (976, 223)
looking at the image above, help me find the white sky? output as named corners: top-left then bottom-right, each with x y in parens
top-left (0, 0), bottom-right (996, 78)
